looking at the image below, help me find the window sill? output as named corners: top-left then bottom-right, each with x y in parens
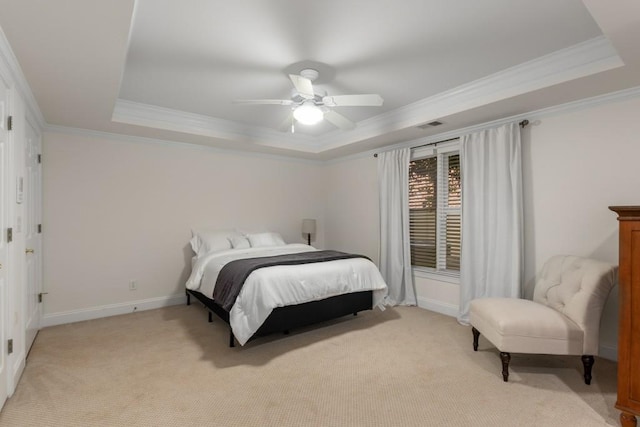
top-left (412, 267), bottom-right (460, 284)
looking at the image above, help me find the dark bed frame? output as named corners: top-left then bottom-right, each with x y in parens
top-left (186, 288), bottom-right (373, 347)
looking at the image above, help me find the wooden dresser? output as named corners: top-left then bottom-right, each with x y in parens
top-left (610, 206), bottom-right (640, 427)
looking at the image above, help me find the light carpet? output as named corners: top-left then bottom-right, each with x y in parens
top-left (0, 304), bottom-right (619, 426)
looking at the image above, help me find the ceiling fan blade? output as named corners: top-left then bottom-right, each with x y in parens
top-left (233, 99), bottom-right (294, 106)
top-left (277, 111), bottom-right (295, 132)
top-left (289, 74), bottom-right (315, 99)
top-left (324, 110), bottom-right (356, 130)
top-left (322, 94), bottom-right (383, 107)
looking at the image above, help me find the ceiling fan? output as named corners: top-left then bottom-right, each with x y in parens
top-left (234, 68), bottom-right (383, 132)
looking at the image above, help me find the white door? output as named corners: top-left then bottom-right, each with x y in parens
top-left (24, 119), bottom-right (41, 353)
top-left (6, 90), bottom-right (26, 397)
top-left (0, 76), bottom-right (10, 410)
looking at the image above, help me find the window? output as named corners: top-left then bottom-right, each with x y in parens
top-left (409, 142), bottom-right (461, 273)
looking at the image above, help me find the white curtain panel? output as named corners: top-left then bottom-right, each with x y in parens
top-left (378, 148), bottom-right (417, 306)
top-left (458, 122), bottom-right (523, 324)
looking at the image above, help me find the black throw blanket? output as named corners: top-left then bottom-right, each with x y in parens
top-left (213, 250), bottom-right (369, 311)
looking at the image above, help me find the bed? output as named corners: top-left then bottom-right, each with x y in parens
top-left (185, 229), bottom-right (388, 346)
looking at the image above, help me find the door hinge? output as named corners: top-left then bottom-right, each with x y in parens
top-left (38, 154), bottom-right (41, 164)
top-left (7, 227), bottom-right (12, 243)
top-left (8, 339), bottom-right (13, 354)
top-left (38, 224), bottom-right (42, 233)
top-left (7, 115), bottom-right (12, 131)
top-left (38, 292), bottom-right (48, 303)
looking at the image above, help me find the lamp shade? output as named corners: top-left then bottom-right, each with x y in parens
top-left (302, 218), bottom-right (316, 234)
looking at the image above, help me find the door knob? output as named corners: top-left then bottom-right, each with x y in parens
top-left (25, 248), bottom-right (34, 254)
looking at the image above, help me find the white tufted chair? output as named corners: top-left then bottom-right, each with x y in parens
top-left (469, 255), bottom-right (616, 384)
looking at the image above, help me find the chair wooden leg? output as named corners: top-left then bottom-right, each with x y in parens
top-left (500, 352), bottom-right (511, 382)
top-left (472, 327), bottom-right (480, 351)
top-left (582, 355), bottom-right (594, 385)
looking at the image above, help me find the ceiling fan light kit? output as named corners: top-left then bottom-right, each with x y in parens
top-left (293, 102), bottom-right (324, 125)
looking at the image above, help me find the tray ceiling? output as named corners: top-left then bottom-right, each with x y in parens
top-left (0, 0), bottom-right (639, 159)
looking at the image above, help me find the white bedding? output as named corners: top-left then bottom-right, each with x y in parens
top-left (185, 244), bottom-right (388, 345)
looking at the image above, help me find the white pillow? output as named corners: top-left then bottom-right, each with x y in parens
top-left (190, 229), bottom-right (242, 255)
top-left (247, 232), bottom-right (286, 248)
top-left (230, 236), bottom-right (250, 249)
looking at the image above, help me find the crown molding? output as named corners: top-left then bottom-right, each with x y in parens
top-left (318, 36), bottom-right (623, 151)
top-left (329, 84), bottom-right (640, 164)
top-left (47, 83), bottom-right (640, 165)
top-left (0, 25), bottom-right (46, 129)
top-left (44, 123), bottom-right (324, 165)
top-left (112, 98), bottom-right (323, 153)
top-left (111, 36), bottom-right (622, 155)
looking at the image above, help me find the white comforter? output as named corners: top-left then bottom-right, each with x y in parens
top-left (185, 244), bottom-right (388, 345)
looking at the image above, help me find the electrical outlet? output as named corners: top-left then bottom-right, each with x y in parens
top-left (129, 280), bottom-right (137, 291)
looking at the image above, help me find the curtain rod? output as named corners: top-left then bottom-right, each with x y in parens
top-left (373, 119), bottom-right (529, 158)
top-left (373, 137), bottom-right (459, 158)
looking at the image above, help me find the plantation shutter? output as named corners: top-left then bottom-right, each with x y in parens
top-left (409, 151), bottom-right (461, 272)
top-left (409, 157), bottom-right (437, 268)
top-left (442, 153), bottom-right (461, 271)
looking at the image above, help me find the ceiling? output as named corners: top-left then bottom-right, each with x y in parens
top-left (0, 0), bottom-right (638, 160)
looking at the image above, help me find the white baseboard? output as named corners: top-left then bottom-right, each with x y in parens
top-left (41, 294), bottom-right (188, 328)
top-left (598, 344), bottom-right (617, 362)
top-left (417, 296), bottom-right (459, 318)
top-left (41, 294), bottom-right (618, 361)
